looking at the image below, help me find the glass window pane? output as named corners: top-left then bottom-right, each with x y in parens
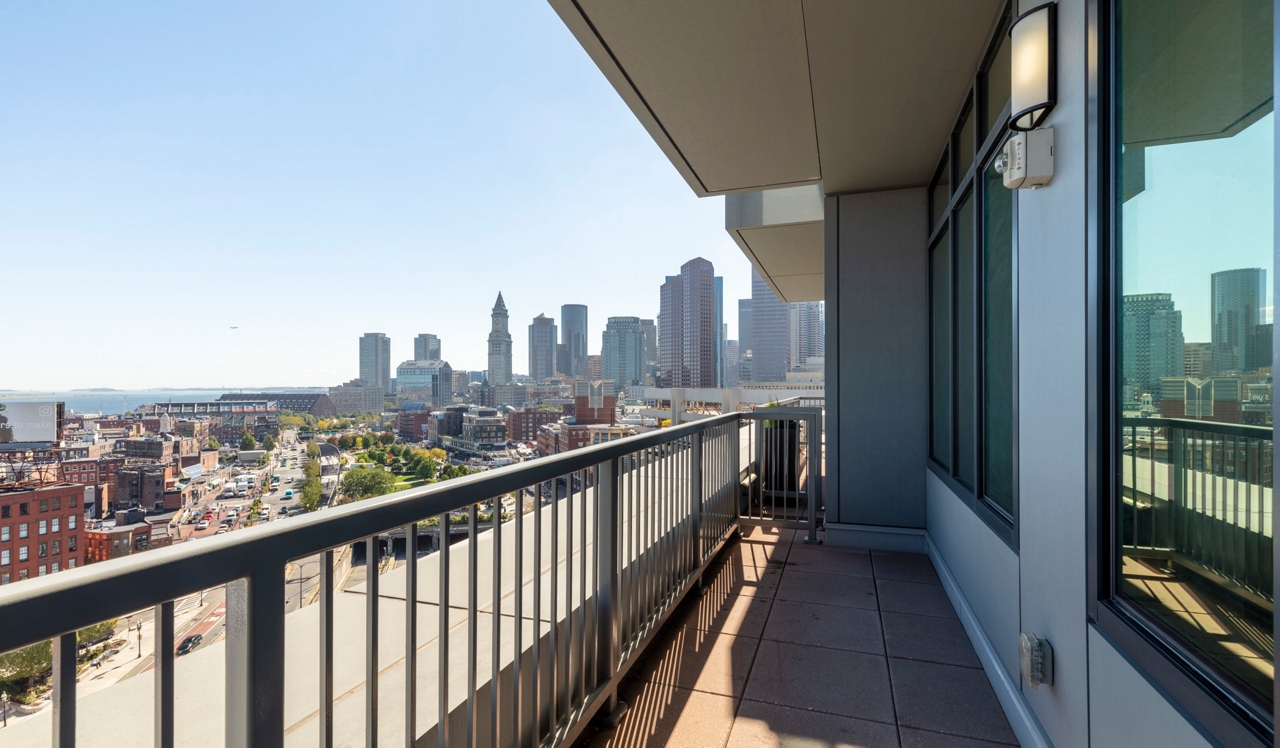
top-left (983, 24), bottom-right (1011, 134)
top-left (931, 152), bottom-right (950, 227)
top-left (956, 192), bottom-right (976, 488)
top-left (931, 228), bottom-right (953, 468)
top-left (983, 160), bottom-right (1015, 515)
top-left (957, 104), bottom-right (975, 175)
top-left (1116, 0), bottom-right (1273, 712)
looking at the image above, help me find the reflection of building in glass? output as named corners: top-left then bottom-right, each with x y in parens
top-left (1159, 376), bottom-right (1242, 423)
top-left (1122, 293), bottom-right (1184, 402)
top-left (1211, 267), bottom-right (1266, 374)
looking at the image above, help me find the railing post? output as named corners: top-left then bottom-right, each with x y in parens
top-left (52, 632), bottom-right (76, 748)
top-left (154, 600), bottom-right (175, 748)
top-left (593, 457), bottom-right (628, 727)
top-left (225, 563), bottom-right (286, 748)
top-left (804, 412), bottom-right (822, 544)
top-left (690, 432), bottom-right (703, 566)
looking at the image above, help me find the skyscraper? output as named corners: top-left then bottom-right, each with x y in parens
top-left (788, 301), bottom-right (825, 371)
top-left (602, 316), bottom-right (646, 387)
top-left (1122, 293), bottom-right (1184, 401)
top-left (751, 269), bottom-right (790, 382)
top-left (659, 258), bottom-right (718, 387)
top-left (413, 333), bottom-right (441, 362)
top-left (738, 298), bottom-right (754, 377)
top-left (725, 340), bottom-right (741, 386)
top-left (561, 304), bottom-right (589, 378)
top-left (359, 332), bottom-right (392, 395)
top-left (1211, 268), bottom-right (1267, 374)
top-left (528, 313), bottom-right (558, 383)
top-left (488, 293), bottom-right (513, 386)
top-left (714, 276), bottom-right (724, 387)
top-left (1184, 342), bottom-right (1212, 379)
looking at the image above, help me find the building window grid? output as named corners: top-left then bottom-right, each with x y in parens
top-left (927, 0), bottom-right (1018, 540)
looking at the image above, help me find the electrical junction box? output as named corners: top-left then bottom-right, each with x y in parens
top-left (1020, 631), bottom-right (1054, 688)
top-left (997, 128), bottom-right (1054, 189)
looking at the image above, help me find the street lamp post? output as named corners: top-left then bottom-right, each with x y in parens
top-left (136, 622), bottom-right (143, 659)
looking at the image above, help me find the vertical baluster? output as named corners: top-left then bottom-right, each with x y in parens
top-left (514, 488), bottom-right (525, 748)
top-left (692, 433), bottom-right (703, 583)
top-left (366, 537), bottom-right (380, 748)
top-left (467, 504), bottom-right (478, 748)
top-left (566, 471), bottom-right (576, 709)
top-left (320, 548), bottom-right (334, 748)
top-left (52, 632), bottom-right (76, 748)
top-left (595, 457), bottom-right (625, 724)
top-left (491, 495), bottom-right (501, 748)
top-left (532, 483), bottom-right (543, 742)
top-left (155, 600), bottom-right (175, 748)
top-left (438, 513), bottom-right (450, 748)
top-left (406, 526), bottom-right (418, 748)
top-left (579, 468), bottom-right (589, 702)
top-left (550, 477), bottom-right (559, 732)
top-left (225, 563), bottom-right (286, 748)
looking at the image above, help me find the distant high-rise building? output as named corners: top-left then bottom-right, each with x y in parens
top-left (1122, 293), bottom-right (1185, 401)
top-left (555, 343), bottom-right (570, 378)
top-left (413, 334), bottom-right (441, 362)
top-left (359, 333), bottom-right (392, 395)
top-left (488, 293), bottom-right (513, 386)
top-left (587, 355), bottom-right (602, 380)
top-left (738, 298), bottom-right (754, 373)
top-left (1211, 268), bottom-right (1267, 374)
top-left (751, 270), bottom-right (789, 382)
top-left (1184, 342), bottom-right (1212, 379)
top-left (602, 316), bottom-right (646, 387)
top-left (561, 304), bottom-right (589, 378)
top-left (395, 360), bottom-right (453, 407)
top-left (714, 276), bottom-right (725, 387)
top-left (788, 301), bottom-right (825, 372)
top-left (639, 319), bottom-right (657, 365)
top-left (659, 258), bottom-right (718, 387)
top-left (528, 314), bottom-right (558, 383)
top-left (725, 340), bottom-right (741, 386)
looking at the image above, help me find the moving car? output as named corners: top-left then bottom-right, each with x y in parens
top-left (177, 634), bottom-right (202, 655)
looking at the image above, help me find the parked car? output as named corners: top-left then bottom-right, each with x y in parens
top-left (215, 529), bottom-right (228, 535)
top-left (196, 521), bottom-right (209, 531)
top-left (177, 634), bottom-right (202, 655)
top-left (221, 518), bottom-right (234, 526)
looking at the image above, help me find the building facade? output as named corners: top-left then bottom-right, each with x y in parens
top-left (787, 300), bottom-right (825, 373)
top-left (750, 269), bottom-right (790, 382)
top-left (328, 379), bottom-right (384, 415)
top-left (560, 303), bottom-right (588, 378)
top-left (0, 484), bottom-right (83, 584)
top-left (359, 332), bottom-right (392, 395)
top-left (413, 333), bottom-right (441, 362)
top-left (217, 393), bottom-right (337, 418)
top-left (1211, 267), bottom-right (1268, 375)
top-left (528, 313), bottom-right (557, 383)
top-left (658, 258), bottom-right (718, 387)
top-left (487, 293), bottom-right (513, 386)
top-left (1121, 293), bottom-right (1185, 402)
top-left (395, 360), bottom-right (453, 407)
top-left (601, 316), bottom-right (646, 388)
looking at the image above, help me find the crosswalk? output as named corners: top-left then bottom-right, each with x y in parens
top-left (174, 594), bottom-right (202, 614)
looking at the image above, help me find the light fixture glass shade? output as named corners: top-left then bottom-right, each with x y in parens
top-left (1010, 3), bottom-right (1056, 131)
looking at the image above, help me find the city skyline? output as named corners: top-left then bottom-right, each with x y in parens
top-left (0, 2), bottom-right (753, 391)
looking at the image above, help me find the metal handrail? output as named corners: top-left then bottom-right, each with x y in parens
top-left (0, 412), bottom-right (757, 748)
top-left (1120, 416), bottom-right (1271, 441)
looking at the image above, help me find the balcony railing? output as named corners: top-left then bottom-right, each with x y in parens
top-left (1120, 416), bottom-right (1273, 609)
top-left (0, 408), bottom-right (820, 748)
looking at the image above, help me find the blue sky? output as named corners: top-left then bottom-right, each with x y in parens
top-left (1, 1), bottom-right (751, 390)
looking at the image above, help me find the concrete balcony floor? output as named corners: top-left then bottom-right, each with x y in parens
top-left (575, 526), bottom-right (1017, 748)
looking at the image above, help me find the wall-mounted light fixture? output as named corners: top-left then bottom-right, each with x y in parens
top-left (1009, 2), bottom-right (1057, 131)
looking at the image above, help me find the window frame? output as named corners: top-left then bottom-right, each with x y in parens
top-left (1086, 0), bottom-right (1275, 744)
top-left (926, 0), bottom-right (1020, 549)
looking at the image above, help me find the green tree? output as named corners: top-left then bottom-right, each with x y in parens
top-left (263, 435), bottom-right (276, 452)
top-left (240, 433), bottom-right (257, 451)
top-left (207, 436), bottom-right (220, 450)
top-left (414, 458), bottom-right (438, 482)
top-left (379, 432), bottom-right (395, 446)
top-left (338, 467), bottom-right (397, 502)
top-left (0, 619), bottom-right (119, 695)
top-left (338, 434), bottom-right (355, 450)
top-left (306, 441), bottom-right (321, 459)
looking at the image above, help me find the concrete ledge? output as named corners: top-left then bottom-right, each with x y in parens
top-left (823, 522), bottom-right (927, 553)
top-left (927, 532), bottom-right (1051, 748)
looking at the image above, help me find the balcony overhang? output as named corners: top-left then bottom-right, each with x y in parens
top-left (550, 0), bottom-right (1004, 299)
top-left (725, 184), bottom-right (824, 302)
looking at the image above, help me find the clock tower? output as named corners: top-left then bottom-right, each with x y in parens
top-left (487, 292), bottom-right (513, 386)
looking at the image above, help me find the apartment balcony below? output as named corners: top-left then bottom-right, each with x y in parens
top-left (575, 526), bottom-right (1015, 748)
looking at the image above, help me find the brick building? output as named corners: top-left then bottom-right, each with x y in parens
top-left (121, 435), bottom-right (200, 461)
top-left (83, 520), bottom-right (173, 564)
top-left (397, 408), bottom-right (438, 442)
top-left (427, 407), bottom-right (467, 444)
top-left (0, 483), bottom-right (84, 585)
top-left (115, 463), bottom-right (180, 511)
top-left (506, 407), bottom-right (563, 443)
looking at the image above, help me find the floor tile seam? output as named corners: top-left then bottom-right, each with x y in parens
top-left (735, 695), bottom-right (901, 730)
top-left (875, 577), bottom-right (946, 589)
top-left (637, 635), bottom-right (763, 702)
top-left (896, 719), bottom-right (1020, 746)
top-left (779, 567), bottom-right (875, 579)
top-left (772, 593), bottom-right (880, 612)
top-left (758, 633), bottom-right (885, 657)
top-left (881, 652), bottom-right (983, 671)
top-left (877, 607), bottom-right (958, 621)
top-left (871, 576), bottom-right (904, 747)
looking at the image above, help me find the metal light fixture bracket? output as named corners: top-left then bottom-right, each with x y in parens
top-left (1009, 2), bottom-right (1058, 132)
